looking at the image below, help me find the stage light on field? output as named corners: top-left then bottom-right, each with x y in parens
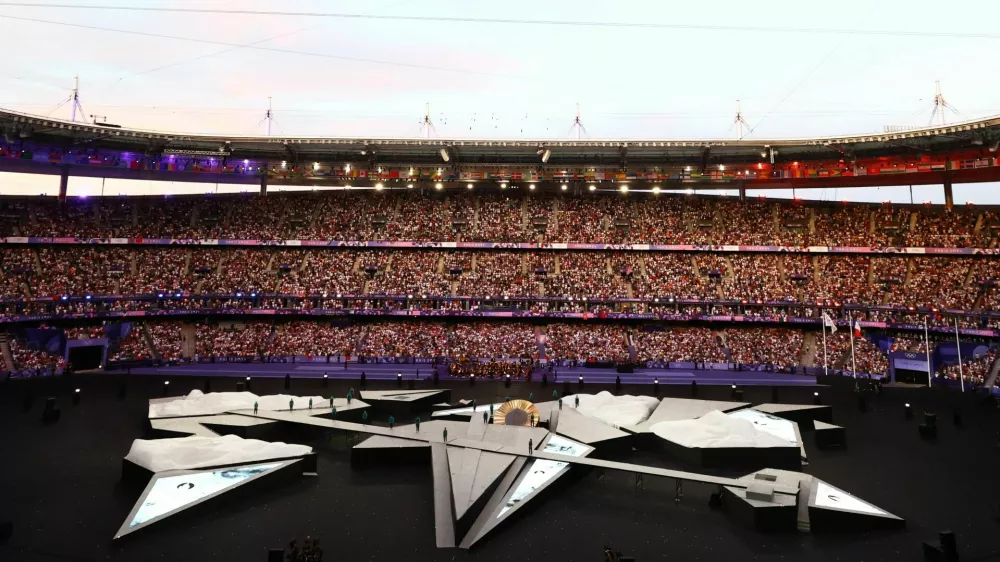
top-left (652, 186), bottom-right (661, 194)
top-left (904, 403), bottom-right (913, 419)
top-left (407, 184), bottom-right (414, 189)
top-left (500, 182), bottom-right (507, 188)
top-left (588, 184), bottom-right (596, 191)
top-left (561, 183), bottom-right (568, 190)
top-left (620, 184), bottom-right (628, 193)
top-left (467, 183), bottom-right (474, 189)
top-left (435, 183), bottom-right (443, 190)
top-left (375, 183), bottom-right (384, 190)
top-left (529, 184), bottom-right (536, 191)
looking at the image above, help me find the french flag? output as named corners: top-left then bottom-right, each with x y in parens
top-left (852, 319), bottom-right (862, 338)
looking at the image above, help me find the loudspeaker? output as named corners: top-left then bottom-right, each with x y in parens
top-left (771, 387), bottom-right (779, 403)
top-left (236, 382), bottom-right (245, 392)
top-left (0, 519), bottom-right (11, 542)
top-left (408, 379), bottom-right (415, 390)
top-left (284, 374), bottom-right (291, 390)
top-left (267, 549), bottom-right (284, 562)
top-left (42, 398), bottom-right (61, 424)
top-left (691, 380), bottom-right (698, 397)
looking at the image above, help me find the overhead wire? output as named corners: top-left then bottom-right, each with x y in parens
top-left (0, 3), bottom-right (997, 40)
top-left (0, 14), bottom-right (533, 80)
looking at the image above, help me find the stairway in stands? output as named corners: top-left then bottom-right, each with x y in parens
top-left (0, 332), bottom-right (14, 371)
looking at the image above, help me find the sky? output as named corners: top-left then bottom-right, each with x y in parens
top-left (1, 0), bottom-right (998, 140)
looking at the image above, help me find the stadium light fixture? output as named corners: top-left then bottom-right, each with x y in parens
top-left (313, 162), bottom-right (319, 170)
top-left (541, 149), bottom-right (551, 163)
top-left (652, 186), bottom-right (661, 194)
top-left (467, 183), bottom-right (474, 189)
top-left (375, 183), bottom-right (384, 190)
top-left (439, 148), bottom-right (450, 162)
top-left (529, 184), bottom-right (536, 191)
top-left (281, 161), bottom-right (287, 169)
top-left (345, 164), bottom-right (351, 172)
top-left (588, 184), bottom-right (596, 191)
top-left (685, 188), bottom-right (694, 195)
top-left (620, 185), bottom-right (628, 193)
top-left (435, 183), bottom-right (443, 190)
top-left (719, 165), bottom-right (725, 171)
top-left (407, 183), bottom-right (414, 189)
top-left (500, 182), bottom-right (507, 189)
top-left (684, 166), bottom-right (691, 172)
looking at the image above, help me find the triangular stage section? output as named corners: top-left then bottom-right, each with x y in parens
top-left (806, 479), bottom-right (904, 531)
top-left (754, 403), bottom-right (833, 430)
top-left (115, 459), bottom-right (300, 539)
top-left (460, 434), bottom-right (593, 548)
top-left (551, 407), bottom-right (630, 445)
top-left (448, 448), bottom-right (517, 521)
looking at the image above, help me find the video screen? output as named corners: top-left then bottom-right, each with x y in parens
top-left (124, 462), bottom-right (283, 533)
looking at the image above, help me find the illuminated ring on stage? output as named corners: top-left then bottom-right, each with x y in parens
top-left (493, 399), bottom-right (540, 426)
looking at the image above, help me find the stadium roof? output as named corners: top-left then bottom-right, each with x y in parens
top-left (3, 107), bottom-right (1000, 167)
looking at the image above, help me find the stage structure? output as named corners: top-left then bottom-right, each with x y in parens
top-left (118, 390), bottom-right (903, 547)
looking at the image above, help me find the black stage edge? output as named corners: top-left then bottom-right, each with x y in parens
top-left (722, 486), bottom-right (798, 533)
top-left (658, 438), bottom-right (802, 471)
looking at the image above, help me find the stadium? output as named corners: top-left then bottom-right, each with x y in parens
top-left (2, 3), bottom-right (1000, 562)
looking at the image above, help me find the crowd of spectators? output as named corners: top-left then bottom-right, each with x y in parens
top-left (544, 252), bottom-right (630, 299)
top-left (110, 324), bottom-right (153, 361)
top-left (148, 322), bottom-right (184, 361)
top-left (544, 323), bottom-right (627, 362)
top-left (723, 328), bottom-right (804, 369)
top-left (34, 247), bottom-right (131, 296)
top-left (9, 193), bottom-right (1000, 249)
top-left (634, 327), bottom-right (725, 362)
top-left (0, 248), bottom-right (35, 297)
top-left (269, 322), bottom-right (364, 358)
top-left (366, 251), bottom-right (450, 297)
top-left (633, 254), bottom-right (711, 299)
top-left (358, 322), bottom-right (448, 358)
top-left (456, 252), bottom-right (533, 297)
top-left (815, 332), bottom-right (888, 375)
top-left (723, 254), bottom-right (797, 302)
top-left (939, 347), bottom-right (996, 386)
top-left (5, 337), bottom-right (64, 374)
top-left (195, 323), bottom-right (271, 359)
top-left (448, 360), bottom-right (531, 379)
top-left (448, 322), bottom-right (538, 360)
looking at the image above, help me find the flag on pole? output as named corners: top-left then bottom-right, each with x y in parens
top-left (822, 313), bottom-right (837, 334)
top-left (852, 319), bottom-right (862, 338)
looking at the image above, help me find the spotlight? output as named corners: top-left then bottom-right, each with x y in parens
top-left (578, 375), bottom-right (584, 388)
top-left (620, 184), bottom-right (628, 193)
top-left (652, 186), bottom-right (661, 194)
top-left (72, 388), bottom-right (81, 405)
top-left (529, 184), bottom-right (536, 191)
top-left (466, 183), bottom-right (473, 189)
top-left (904, 403), bottom-right (913, 419)
top-left (439, 148), bottom-right (450, 162)
top-left (375, 182), bottom-right (384, 190)
top-left (500, 182), bottom-right (507, 189)
top-left (541, 148), bottom-right (551, 163)
top-left (435, 182), bottom-right (443, 190)
top-left (407, 184), bottom-right (414, 189)
top-left (813, 391), bottom-right (821, 405)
